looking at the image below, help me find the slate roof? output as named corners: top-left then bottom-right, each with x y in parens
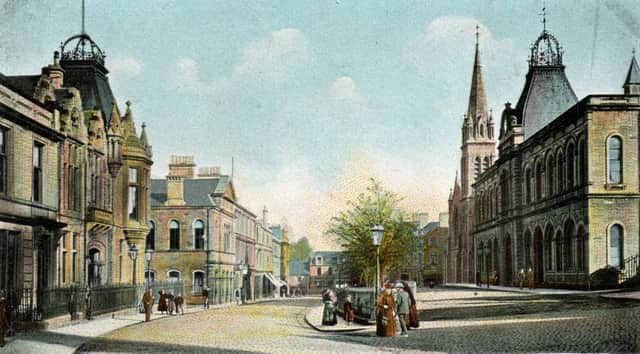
top-left (0, 74), bottom-right (40, 99)
top-left (150, 177), bottom-right (228, 207)
top-left (624, 55), bottom-right (640, 85)
top-left (288, 261), bottom-right (309, 276)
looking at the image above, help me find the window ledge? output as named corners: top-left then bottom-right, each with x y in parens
top-left (605, 183), bottom-right (625, 190)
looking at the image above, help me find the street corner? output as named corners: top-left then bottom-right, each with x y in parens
top-left (304, 304), bottom-right (369, 333)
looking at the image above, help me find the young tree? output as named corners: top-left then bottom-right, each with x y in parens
top-left (327, 179), bottom-right (415, 286)
top-left (289, 237), bottom-right (313, 262)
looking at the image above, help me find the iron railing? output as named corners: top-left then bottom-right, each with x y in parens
top-left (0, 287), bottom-right (37, 322)
top-left (622, 254), bottom-right (639, 281)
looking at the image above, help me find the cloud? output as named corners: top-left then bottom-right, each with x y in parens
top-left (108, 57), bottom-right (143, 77)
top-left (329, 76), bottom-right (357, 99)
top-left (405, 16), bottom-right (524, 114)
top-left (170, 28), bottom-right (309, 97)
top-left (237, 149), bottom-right (451, 251)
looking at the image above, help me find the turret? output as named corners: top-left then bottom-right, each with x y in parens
top-left (623, 50), bottom-right (640, 95)
top-left (107, 102), bottom-right (123, 177)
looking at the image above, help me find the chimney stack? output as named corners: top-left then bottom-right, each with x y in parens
top-left (169, 155), bottom-right (195, 178)
top-left (198, 166), bottom-right (221, 178)
top-left (262, 206), bottom-right (269, 226)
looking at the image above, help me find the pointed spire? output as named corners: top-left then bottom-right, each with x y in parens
top-left (140, 122), bottom-right (148, 146)
top-left (107, 101), bottom-right (121, 136)
top-left (466, 25), bottom-right (489, 127)
top-left (624, 49), bottom-right (640, 95)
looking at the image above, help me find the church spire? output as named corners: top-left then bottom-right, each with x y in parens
top-left (466, 25), bottom-right (489, 129)
top-left (624, 49), bottom-right (640, 95)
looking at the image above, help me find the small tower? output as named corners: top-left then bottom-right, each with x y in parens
top-left (107, 102), bottom-right (123, 178)
top-left (623, 50), bottom-right (640, 95)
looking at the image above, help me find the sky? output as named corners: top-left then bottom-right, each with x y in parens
top-left (2, 0), bottom-right (640, 250)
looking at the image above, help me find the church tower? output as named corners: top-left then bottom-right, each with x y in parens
top-left (460, 27), bottom-right (496, 198)
top-left (448, 27), bottom-right (496, 284)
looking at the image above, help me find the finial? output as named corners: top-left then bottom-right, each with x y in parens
top-left (475, 25), bottom-right (480, 46)
top-left (539, 3), bottom-right (547, 32)
top-left (142, 122), bottom-right (146, 130)
top-left (125, 100), bottom-right (131, 108)
top-left (81, 0), bottom-right (86, 34)
top-left (53, 51), bottom-right (60, 65)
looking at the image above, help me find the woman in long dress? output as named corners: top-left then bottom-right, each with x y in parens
top-left (376, 283), bottom-right (396, 337)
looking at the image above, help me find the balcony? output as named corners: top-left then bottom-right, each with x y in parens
top-left (87, 206), bottom-right (112, 233)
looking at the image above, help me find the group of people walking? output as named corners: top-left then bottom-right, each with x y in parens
top-left (376, 282), bottom-right (412, 337)
top-left (141, 288), bottom-right (185, 322)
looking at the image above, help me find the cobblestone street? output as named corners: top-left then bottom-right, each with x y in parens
top-left (74, 288), bottom-right (639, 353)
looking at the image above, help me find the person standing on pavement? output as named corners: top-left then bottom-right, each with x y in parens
top-left (175, 293), bottom-right (184, 315)
top-left (143, 288), bottom-right (153, 322)
top-left (476, 271), bottom-right (481, 287)
top-left (518, 269), bottom-right (525, 289)
top-left (527, 268), bottom-right (534, 289)
top-left (0, 292), bottom-right (7, 347)
top-left (395, 282), bottom-right (410, 337)
top-left (376, 283), bottom-right (396, 337)
top-left (343, 295), bottom-right (354, 326)
top-left (202, 287), bottom-right (209, 309)
top-left (167, 291), bottom-right (176, 315)
top-left (157, 290), bottom-right (167, 314)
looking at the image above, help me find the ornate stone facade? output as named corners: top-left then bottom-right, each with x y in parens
top-left (472, 26), bottom-right (640, 288)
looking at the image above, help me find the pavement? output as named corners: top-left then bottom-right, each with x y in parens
top-left (443, 282), bottom-right (640, 300)
top-left (0, 296), bottom-right (291, 354)
top-left (303, 303), bottom-right (368, 332)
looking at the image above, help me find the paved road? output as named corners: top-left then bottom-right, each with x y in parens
top-left (76, 289), bottom-right (640, 353)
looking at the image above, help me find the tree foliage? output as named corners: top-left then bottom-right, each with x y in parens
top-left (327, 179), bottom-right (415, 286)
top-left (289, 237), bottom-right (313, 262)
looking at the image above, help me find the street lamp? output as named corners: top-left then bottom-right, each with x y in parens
top-left (371, 224), bottom-right (384, 298)
top-left (241, 263), bottom-right (248, 304)
top-left (128, 244), bottom-right (138, 285)
top-left (145, 249), bottom-right (154, 289)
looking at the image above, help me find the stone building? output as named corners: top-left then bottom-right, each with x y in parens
top-left (149, 157), bottom-right (239, 303)
top-left (389, 212), bottom-right (429, 284)
top-left (308, 251), bottom-right (344, 294)
top-left (472, 24), bottom-right (640, 288)
top-left (448, 29), bottom-right (497, 284)
top-left (255, 210), bottom-right (276, 299)
top-left (270, 224), bottom-right (290, 296)
top-left (0, 28), bottom-right (152, 298)
top-left (423, 213), bottom-right (449, 284)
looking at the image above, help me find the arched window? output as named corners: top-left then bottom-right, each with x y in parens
top-left (578, 139), bottom-right (586, 185)
top-left (474, 157), bottom-right (482, 180)
top-left (193, 271), bottom-right (205, 293)
top-left (609, 224), bottom-right (623, 268)
top-left (168, 270), bottom-right (181, 282)
top-left (194, 220), bottom-right (205, 250)
top-left (146, 221), bottom-right (155, 250)
top-left (576, 226), bottom-right (585, 270)
top-left (567, 143), bottom-right (575, 188)
top-left (544, 225), bottom-right (553, 271)
top-left (555, 230), bottom-right (563, 272)
top-left (483, 156), bottom-right (491, 171)
top-left (557, 152), bottom-right (565, 193)
top-left (500, 171), bottom-right (509, 212)
top-left (525, 167), bottom-right (532, 204)
top-left (535, 162), bottom-right (543, 201)
top-left (564, 220), bottom-right (574, 270)
top-left (547, 154), bottom-right (555, 197)
top-left (170, 220), bottom-right (180, 250)
top-left (607, 136), bottom-right (622, 184)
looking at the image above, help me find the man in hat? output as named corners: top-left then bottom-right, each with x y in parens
top-left (142, 288), bottom-right (153, 322)
top-left (395, 282), bottom-right (409, 337)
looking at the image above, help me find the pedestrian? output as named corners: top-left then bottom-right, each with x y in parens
top-left (395, 282), bottom-right (409, 337)
top-left (376, 283), bottom-right (396, 337)
top-left (476, 271), bottom-right (481, 287)
top-left (343, 295), bottom-right (354, 326)
top-left (85, 287), bottom-right (92, 320)
top-left (142, 288), bottom-right (153, 322)
top-left (202, 287), bottom-right (209, 309)
top-left (167, 291), bottom-right (176, 315)
top-left (518, 269), bottom-right (525, 289)
top-left (157, 290), bottom-right (167, 314)
top-left (175, 293), bottom-right (184, 315)
top-left (493, 271), bottom-right (500, 285)
top-left (0, 292), bottom-right (7, 347)
top-left (527, 267), bottom-right (534, 289)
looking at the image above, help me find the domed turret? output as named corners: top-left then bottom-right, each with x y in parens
top-left (60, 33), bottom-right (105, 66)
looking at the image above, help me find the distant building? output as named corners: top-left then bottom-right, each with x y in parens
top-left (308, 251), bottom-right (345, 294)
top-left (288, 260), bottom-right (309, 295)
top-left (423, 213), bottom-right (449, 284)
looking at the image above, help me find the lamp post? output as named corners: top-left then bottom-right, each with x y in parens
top-left (371, 224), bottom-right (384, 299)
top-left (145, 249), bottom-right (154, 289)
top-left (128, 244), bottom-right (138, 285)
top-left (241, 263), bottom-right (248, 304)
